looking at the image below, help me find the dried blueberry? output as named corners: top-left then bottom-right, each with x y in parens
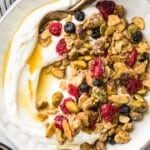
top-left (93, 79), bottom-right (104, 87)
top-left (132, 31), bottom-right (143, 43)
top-left (120, 104), bottom-right (131, 116)
top-left (64, 22), bottom-right (76, 33)
top-left (75, 10), bottom-right (85, 21)
top-left (92, 27), bottom-right (101, 39)
top-left (79, 83), bottom-right (90, 93)
top-left (107, 135), bottom-right (116, 145)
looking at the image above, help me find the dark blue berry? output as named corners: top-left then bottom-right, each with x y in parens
top-left (107, 135), bottom-right (116, 145)
top-left (120, 104), bottom-right (131, 115)
top-left (64, 22), bottom-right (76, 33)
top-left (92, 27), bottom-right (101, 39)
top-left (93, 79), bottom-right (104, 87)
top-left (132, 31), bottom-right (143, 43)
top-left (75, 10), bottom-right (85, 21)
top-left (79, 83), bottom-right (90, 93)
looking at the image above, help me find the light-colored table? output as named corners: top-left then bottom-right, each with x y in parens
top-left (0, 0), bottom-right (150, 149)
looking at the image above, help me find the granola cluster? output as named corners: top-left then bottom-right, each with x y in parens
top-left (37, 1), bottom-right (150, 149)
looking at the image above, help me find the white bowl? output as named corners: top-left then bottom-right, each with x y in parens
top-left (0, 0), bottom-right (150, 150)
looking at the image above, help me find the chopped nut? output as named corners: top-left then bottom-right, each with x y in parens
top-left (132, 17), bottom-right (145, 30)
top-left (103, 120), bottom-right (117, 130)
top-left (108, 95), bottom-right (129, 104)
top-left (45, 122), bottom-right (55, 138)
top-left (39, 37), bottom-right (51, 47)
top-left (73, 60), bottom-right (87, 69)
top-left (80, 142), bottom-right (93, 150)
top-left (114, 131), bottom-right (130, 144)
top-left (85, 70), bottom-right (93, 86)
top-left (119, 115), bottom-right (130, 124)
top-left (66, 101), bottom-right (79, 113)
top-left (134, 60), bottom-right (148, 74)
top-left (55, 128), bottom-right (65, 144)
top-left (62, 120), bottom-right (73, 142)
top-left (65, 14), bottom-right (72, 22)
top-left (108, 15), bottom-right (121, 26)
top-left (143, 74), bottom-right (150, 88)
top-left (39, 29), bottom-right (51, 40)
top-left (52, 91), bottom-right (63, 107)
top-left (51, 68), bottom-right (65, 79)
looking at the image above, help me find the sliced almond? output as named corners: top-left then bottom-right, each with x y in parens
top-left (108, 15), bottom-right (121, 26)
top-left (132, 17), bottom-right (145, 30)
top-left (108, 95), bottom-right (129, 104)
top-left (45, 122), bottom-right (55, 138)
top-left (119, 115), bottom-right (130, 124)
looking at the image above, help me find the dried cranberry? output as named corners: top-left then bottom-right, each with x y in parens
top-left (96, 1), bottom-right (116, 19)
top-left (88, 119), bottom-right (96, 130)
top-left (60, 98), bottom-right (74, 114)
top-left (54, 115), bottom-right (68, 130)
top-left (49, 22), bottom-right (62, 36)
top-left (91, 58), bottom-right (104, 79)
top-left (126, 48), bottom-right (137, 67)
top-left (56, 38), bottom-right (68, 55)
top-left (125, 78), bottom-right (143, 94)
top-left (68, 84), bottom-right (79, 97)
top-left (100, 104), bottom-right (119, 121)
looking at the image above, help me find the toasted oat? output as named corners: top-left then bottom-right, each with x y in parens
top-left (132, 17), bottom-right (145, 30)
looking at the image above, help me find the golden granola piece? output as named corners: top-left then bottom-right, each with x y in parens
top-left (59, 80), bottom-right (67, 91)
top-left (73, 60), bottom-right (87, 69)
top-left (36, 112), bottom-right (49, 122)
top-left (77, 112), bottom-right (89, 126)
top-left (114, 131), bottom-right (131, 144)
top-left (47, 107), bottom-right (59, 115)
top-left (115, 5), bottom-right (125, 17)
top-left (100, 133), bottom-right (108, 142)
top-left (134, 60), bottom-right (148, 74)
top-left (132, 17), bottom-right (145, 30)
top-left (95, 140), bottom-right (106, 150)
top-left (122, 122), bottom-right (133, 132)
top-left (137, 41), bottom-right (149, 53)
top-left (80, 142), bottom-right (93, 150)
top-left (108, 15), bottom-right (121, 26)
top-left (45, 122), bottom-right (55, 138)
top-left (108, 95), bottom-right (129, 104)
top-left (94, 123), bottom-right (104, 133)
top-left (83, 13), bottom-right (103, 29)
top-left (62, 120), bottom-right (73, 142)
top-left (105, 26), bottom-right (116, 36)
top-left (129, 110), bottom-right (143, 121)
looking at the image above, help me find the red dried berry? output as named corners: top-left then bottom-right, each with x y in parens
top-left (68, 84), bottom-right (79, 97)
top-left (96, 0), bottom-right (116, 19)
top-left (125, 78), bottom-right (143, 94)
top-left (60, 98), bottom-right (74, 114)
top-left (126, 48), bottom-right (137, 67)
top-left (56, 38), bottom-right (68, 55)
top-left (88, 119), bottom-right (96, 130)
top-left (100, 104), bottom-right (119, 121)
top-left (54, 115), bottom-right (68, 130)
top-left (91, 58), bottom-right (104, 79)
top-left (49, 22), bottom-right (62, 36)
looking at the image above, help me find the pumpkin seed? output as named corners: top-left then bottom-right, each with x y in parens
top-left (66, 101), bottom-right (79, 113)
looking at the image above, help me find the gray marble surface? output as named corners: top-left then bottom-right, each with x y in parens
top-left (0, 0), bottom-right (150, 150)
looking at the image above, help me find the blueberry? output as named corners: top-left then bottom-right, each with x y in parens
top-left (92, 27), bottom-right (101, 39)
top-left (64, 22), bottom-right (76, 33)
top-left (132, 31), bottom-right (143, 43)
top-left (107, 135), bottom-right (116, 145)
top-left (79, 83), bottom-right (90, 93)
top-left (120, 104), bottom-right (131, 115)
top-left (93, 79), bottom-right (104, 87)
top-left (75, 10), bottom-right (85, 21)
top-left (139, 52), bottom-right (149, 62)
